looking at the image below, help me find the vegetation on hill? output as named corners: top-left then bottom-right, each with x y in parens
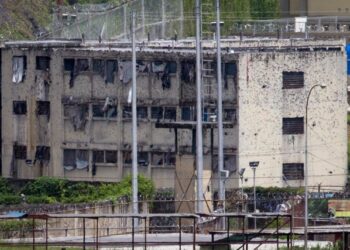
top-left (0, 175), bottom-right (155, 205)
top-left (0, 0), bottom-right (280, 40)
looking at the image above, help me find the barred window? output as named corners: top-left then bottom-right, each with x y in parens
top-left (13, 145), bottom-right (27, 160)
top-left (37, 101), bottom-right (50, 116)
top-left (283, 117), bottom-right (304, 134)
top-left (93, 150), bottom-right (117, 164)
top-left (13, 101), bottom-right (27, 115)
top-left (283, 163), bottom-right (304, 180)
top-left (282, 72), bottom-right (304, 89)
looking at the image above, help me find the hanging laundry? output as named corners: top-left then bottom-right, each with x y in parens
top-left (68, 59), bottom-right (89, 88)
top-left (93, 59), bottom-right (106, 79)
top-left (152, 61), bottom-right (166, 73)
top-left (161, 63), bottom-right (171, 89)
top-left (119, 61), bottom-right (132, 84)
top-left (66, 104), bottom-right (88, 131)
top-left (105, 60), bottom-right (118, 83)
top-left (137, 61), bottom-right (149, 73)
top-left (12, 57), bottom-right (25, 83)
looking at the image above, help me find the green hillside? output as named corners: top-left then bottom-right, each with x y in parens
top-left (0, 0), bottom-right (280, 40)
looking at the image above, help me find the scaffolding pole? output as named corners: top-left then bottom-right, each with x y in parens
top-left (216, 0), bottom-right (224, 210)
top-left (195, 0), bottom-right (204, 213)
top-left (131, 11), bottom-right (139, 218)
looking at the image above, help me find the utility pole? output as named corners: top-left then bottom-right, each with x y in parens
top-left (195, 0), bottom-right (204, 213)
top-left (215, 0), bottom-right (224, 213)
top-left (131, 11), bottom-right (138, 218)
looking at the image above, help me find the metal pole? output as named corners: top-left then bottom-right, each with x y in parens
top-left (180, 0), bottom-right (184, 37)
top-left (253, 168), bottom-right (256, 229)
top-left (195, 0), bottom-right (204, 213)
top-left (304, 84), bottom-right (326, 250)
top-left (216, 0), bottom-right (224, 214)
top-left (132, 11), bottom-right (139, 219)
top-left (241, 177), bottom-right (244, 212)
top-left (123, 5), bottom-right (127, 40)
top-left (141, 0), bottom-right (145, 38)
top-left (161, 0), bottom-right (166, 38)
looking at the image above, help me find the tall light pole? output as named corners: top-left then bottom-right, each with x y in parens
top-left (239, 168), bottom-right (246, 212)
top-left (215, 0), bottom-right (225, 214)
top-left (249, 161), bottom-right (259, 229)
top-left (195, 0), bottom-right (204, 213)
top-left (304, 84), bottom-right (326, 250)
top-left (131, 11), bottom-right (138, 217)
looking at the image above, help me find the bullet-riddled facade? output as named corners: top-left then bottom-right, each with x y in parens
top-left (1, 39), bottom-right (347, 193)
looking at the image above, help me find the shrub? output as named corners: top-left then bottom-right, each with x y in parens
top-left (0, 194), bottom-right (21, 205)
top-left (21, 177), bottom-right (67, 198)
top-left (26, 195), bottom-right (57, 204)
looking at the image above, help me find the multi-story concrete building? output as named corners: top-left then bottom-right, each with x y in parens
top-left (1, 39), bottom-right (347, 198)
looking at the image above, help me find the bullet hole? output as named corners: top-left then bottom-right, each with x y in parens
top-left (262, 85), bottom-right (267, 88)
top-left (312, 122), bottom-right (316, 127)
top-left (254, 133), bottom-right (258, 136)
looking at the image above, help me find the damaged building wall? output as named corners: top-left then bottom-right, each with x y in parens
top-left (237, 47), bottom-right (347, 190)
top-left (2, 38), bottom-right (346, 193)
top-left (1, 44), bottom-right (238, 190)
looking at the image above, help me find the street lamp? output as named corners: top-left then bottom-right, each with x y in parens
top-left (249, 161), bottom-right (259, 229)
top-left (304, 84), bottom-right (326, 250)
top-left (239, 168), bottom-right (246, 212)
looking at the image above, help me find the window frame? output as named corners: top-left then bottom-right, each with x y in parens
top-left (282, 117), bottom-right (304, 135)
top-left (282, 71), bottom-right (304, 89)
top-left (283, 163), bottom-right (304, 180)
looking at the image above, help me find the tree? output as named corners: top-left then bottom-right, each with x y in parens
top-left (250, 0), bottom-right (280, 20)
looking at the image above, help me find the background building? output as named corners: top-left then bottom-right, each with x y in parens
top-left (1, 39), bottom-right (347, 200)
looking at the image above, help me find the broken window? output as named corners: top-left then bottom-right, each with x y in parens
top-left (36, 56), bottom-right (50, 70)
top-left (138, 152), bottom-right (149, 167)
top-left (123, 106), bottom-right (132, 119)
top-left (213, 155), bottom-right (237, 172)
top-left (123, 151), bottom-right (132, 164)
top-left (92, 104), bottom-right (117, 118)
top-left (151, 107), bottom-right (164, 120)
top-left (137, 107), bottom-right (148, 119)
top-left (224, 109), bottom-right (236, 122)
top-left (283, 117), bottom-right (304, 134)
top-left (12, 56), bottom-right (27, 83)
top-left (225, 63), bottom-right (237, 76)
top-left (283, 163), bottom-right (304, 180)
top-left (13, 145), bottom-right (27, 160)
top-left (35, 146), bottom-right (50, 161)
top-left (93, 150), bottom-right (117, 164)
top-left (13, 101), bottom-right (27, 115)
top-left (37, 101), bottom-right (50, 116)
top-left (181, 106), bottom-right (196, 121)
top-left (151, 61), bottom-right (177, 89)
top-left (63, 149), bottom-right (88, 170)
top-left (92, 59), bottom-right (106, 78)
top-left (64, 59), bottom-right (75, 71)
top-left (203, 107), bottom-right (216, 122)
top-left (151, 152), bottom-right (176, 166)
top-left (283, 72), bottom-right (304, 89)
top-left (106, 60), bottom-right (118, 83)
top-left (64, 104), bottom-right (89, 131)
top-left (77, 59), bottom-right (89, 71)
top-left (181, 61), bottom-right (195, 84)
top-left (123, 151), bottom-right (149, 166)
top-left (164, 107), bottom-right (176, 120)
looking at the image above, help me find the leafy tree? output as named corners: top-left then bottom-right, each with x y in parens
top-left (250, 0), bottom-right (280, 19)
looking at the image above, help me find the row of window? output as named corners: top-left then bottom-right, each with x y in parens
top-left (63, 149), bottom-right (176, 167)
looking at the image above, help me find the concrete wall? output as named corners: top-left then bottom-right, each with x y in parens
top-left (289, 0), bottom-right (350, 16)
top-left (237, 47), bottom-right (347, 190)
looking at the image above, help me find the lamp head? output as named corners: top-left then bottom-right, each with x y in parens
top-left (239, 168), bottom-right (245, 176)
top-left (320, 84), bottom-right (326, 89)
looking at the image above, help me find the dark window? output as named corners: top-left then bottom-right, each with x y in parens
top-left (92, 104), bottom-right (117, 118)
top-left (105, 151), bottom-right (117, 163)
top-left (13, 101), bottom-right (27, 115)
top-left (213, 155), bottom-right (237, 172)
top-left (36, 56), bottom-right (50, 70)
top-left (225, 63), bottom-right (237, 76)
top-left (93, 150), bottom-right (104, 163)
top-left (181, 106), bottom-right (195, 121)
top-left (137, 107), bottom-right (148, 119)
top-left (283, 72), bottom-right (304, 89)
top-left (123, 106), bottom-right (132, 119)
top-left (224, 109), bottom-right (236, 122)
top-left (63, 149), bottom-right (76, 166)
top-left (37, 101), bottom-right (50, 115)
top-left (77, 59), bottom-right (89, 71)
top-left (138, 152), bottom-right (149, 166)
top-left (123, 151), bottom-right (132, 164)
top-left (164, 107), bottom-right (176, 120)
top-left (167, 62), bottom-right (177, 74)
top-left (181, 61), bottom-right (196, 84)
top-left (151, 107), bottom-right (164, 119)
top-left (106, 60), bottom-right (118, 83)
top-left (283, 163), bottom-right (304, 180)
top-left (283, 117), bottom-right (304, 134)
top-left (151, 152), bottom-right (176, 166)
top-left (92, 59), bottom-right (105, 73)
top-left (35, 146), bottom-right (50, 161)
top-left (13, 145), bottom-right (27, 160)
top-left (64, 59), bottom-right (75, 71)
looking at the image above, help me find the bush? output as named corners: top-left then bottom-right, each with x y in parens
top-left (26, 195), bottom-right (57, 204)
top-left (0, 194), bottom-right (21, 205)
top-left (0, 178), bottom-right (14, 195)
top-left (21, 177), bottom-right (67, 198)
